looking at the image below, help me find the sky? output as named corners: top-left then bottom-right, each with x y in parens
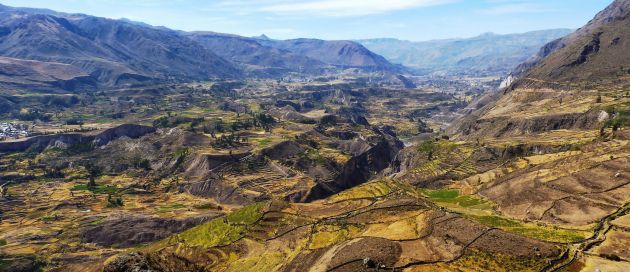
top-left (0, 0), bottom-right (614, 41)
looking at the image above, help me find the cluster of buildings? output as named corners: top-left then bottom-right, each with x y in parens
top-left (0, 123), bottom-right (30, 140)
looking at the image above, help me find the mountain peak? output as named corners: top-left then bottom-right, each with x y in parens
top-left (256, 34), bottom-right (271, 40)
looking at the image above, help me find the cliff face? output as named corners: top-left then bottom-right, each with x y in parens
top-left (300, 130), bottom-right (404, 202)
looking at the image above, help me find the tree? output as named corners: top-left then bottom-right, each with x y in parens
top-left (256, 113), bottom-right (276, 133)
top-left (419, 140), bottom-right (436, 160)
top-left (86, 163), bottom-right (101, 188)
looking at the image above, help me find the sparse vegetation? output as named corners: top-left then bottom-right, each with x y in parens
top-left (175, 202), bottom-right (265, 248)
top-left (450, 250), bottom-right (548, 272)
top-left (470, 215), bottom-right (590, 243)
top-left (71, 183), bottom-right (117, 194)
top-left (157, 203), bottom-right (185, 212)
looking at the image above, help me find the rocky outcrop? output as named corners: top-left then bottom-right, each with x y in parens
top-left (0, 254), bottom-right (45, 272)
top-left (93, 124), bottom-right (157, 145)
top-left (300, 130), bottom-right (404, 202)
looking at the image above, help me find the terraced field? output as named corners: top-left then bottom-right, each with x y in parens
top-left (101, 180), bottom-right (571, 271)
top-left (163, 126), bottom-right (628, 271)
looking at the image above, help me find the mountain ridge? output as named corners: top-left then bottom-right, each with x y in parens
top-left (512, 0), bottom-right (630, 87)
top-left (0, 7), bottom-right (241, 91)
top-left (452, 0), bottom-right (630, 138)
top-left (0, 4), bottom-right (400, 92)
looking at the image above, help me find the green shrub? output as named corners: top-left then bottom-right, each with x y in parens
top-left (418, 140), bottom-right (436, 160)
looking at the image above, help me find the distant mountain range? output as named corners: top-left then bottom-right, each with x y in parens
top-left (0, 2), bottom-right (595, 92)
top-left (0, 4), bottom-right (399, 92)
top-left (358, 29), bottom-right (573, 76)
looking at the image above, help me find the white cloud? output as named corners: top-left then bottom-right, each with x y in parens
top-left (258, 0), bottom-right (455, 17)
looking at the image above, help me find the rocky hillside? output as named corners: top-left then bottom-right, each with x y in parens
top-left (513, 0), bottom-right (630, 87)
top-left (452, 0), bottom-right (630, 138)
top-left (0, 56), bottom-right (94, 92)
top-left (358, 29), bottom-right (572, 76)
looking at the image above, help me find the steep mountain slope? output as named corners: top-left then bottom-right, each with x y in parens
top-left (187, 32), bottom-right (330, 76)
top-left (514, 0), bottom-right (630, 87)
top-left (0, 56), bottom-right (94, 91)
top-left (440, 2), bottom-right (630, 269)
top-left (358, 29), bottom-right (572, 76)
top-left (453, 0), bottom-right (630, 138)
top-left (0, 5), bottom-right (240, 90)
top-left (258, 38), bottom-right (402, 72)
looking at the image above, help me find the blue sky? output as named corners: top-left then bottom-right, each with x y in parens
top-left (0, 0), bottom-right (613, 41)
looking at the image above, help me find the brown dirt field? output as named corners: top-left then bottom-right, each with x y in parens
top-left (540, 196), bottom-right (619, 225)
top-left (397, 236), bottom-right (463, 265)
top-left (589, 230), bottom-right (630, 261)
top-left (469, 229), bottom-right (560, 257)
top-left (480, 147), bottom-right (630, 227)
top-left (612, 214), bottom-right (630, 229)
top-left (281, 248), bottom-right (327, 272)
top-left (291, 199), bottom-right (373, 218)
top-left (324, 237), bottom-right (402, 271)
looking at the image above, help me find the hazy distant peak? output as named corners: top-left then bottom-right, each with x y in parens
top-left (255, 34), bottom-right (271, 40)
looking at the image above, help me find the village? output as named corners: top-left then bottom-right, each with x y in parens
top-left (0, 122), bottom-right (30, 140)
